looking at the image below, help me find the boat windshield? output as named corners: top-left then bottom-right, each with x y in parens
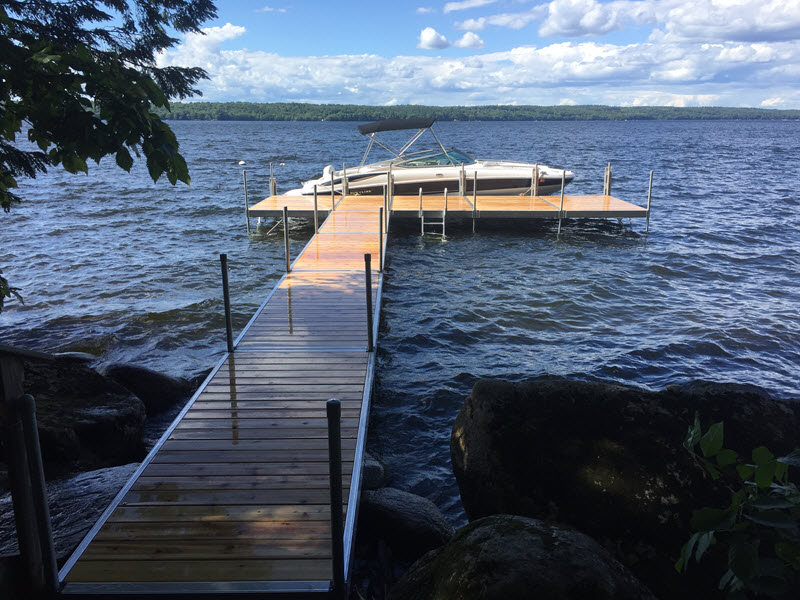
top-left (395, 149), bottom-right (474, 167)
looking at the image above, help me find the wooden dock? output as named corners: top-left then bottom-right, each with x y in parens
top-left (57, 189), bottom-right (650, 597)
top-left (59, 196), bottom-right (385, 597)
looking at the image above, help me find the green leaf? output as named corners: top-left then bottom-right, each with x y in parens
top-left (777, 449), bottom-right (800, 467)
top-left (729, 541), bottom-right (758, 580)
top-left (700, 422), bottom-right (724, 457)
top-left (696, 531), bottom-right (715, 561)
top-left (774, 542), bottom-right (800, 570)
top-left (737, 464), bottom-right (755, 481)
top-left (753, 446), bottom-right (774, 466)
top-left (115, 147), bottom-right (133, 171)
top-left (750, 497), bottom-right (797, 510)
top-left (755, 461), bottom-right (777, 489)
top-left (716, 448), bottom-right (738, 467)
top-left (692, 508), bottom-right (736, 532)
top-left (719, 569), bottom-right (735, 590)
top-left (684, 413), bottom-right (703, 451)
top-left (745, 509), bottom-right (797, 529)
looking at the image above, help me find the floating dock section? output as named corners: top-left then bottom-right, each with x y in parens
top-left (56, 181), bottom-right (652, 597)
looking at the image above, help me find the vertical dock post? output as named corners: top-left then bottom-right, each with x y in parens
top-left (533, 164), bottom-right (539, 196)
top-left (220, 254), bottom-right (234, 353)
top-left (472, 172), bottom-right (478, 233)
top-left (4, 387), bottom-right (59, 594)
top-left (313, 185), bottom-right (319, 233)
top-left (418, 188), bottom-right (424, 234)
top-left (443, 188), bottom-right (448, 239)
top-left (330, 171), bottom-right (336, 209)
top-left (270, 162), bottom-right (277, 197)
top-left (387, 166), bottom-right (393, 205)
top-left (364, 254), bottom-right (374, 353)
top-left (242, 169), bottom-right (251, 235)
top-left (646, 170), bottom-right (654, 233)
top-left (379, 207), bottom-right (384, 273)
top-left (557, 171), bottom-right (566, 236)
top-left (383, 186), bottom-right (388, 230)
top-left (604, 162), bottom-right (612, 196)
top-left (283, 206), bottom-right (291, 272)
top-left (326, 398), bottom-right (345, 600)
top-left (18, 394), bottom-right (58, 594)
top-left (342, 163), bottom-right (348, 195)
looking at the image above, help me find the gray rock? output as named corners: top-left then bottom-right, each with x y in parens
top-left (362, 452), bottom-right (387, 490)
top-left (0, 354), bottom-right (146, 477)
top-left (0, 463), bottom-right (139, 560)
top-left (450, 377), bottom-right (800, 598)
top-left (360, 487), bottom-right (454, 561)
top-left (99, 363), bottom-right (194, 415)
top-left (389, 515), bottom-right (656, 600)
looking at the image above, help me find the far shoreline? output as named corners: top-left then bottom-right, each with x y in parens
top-left (155, 101), bottom-right (800, 122)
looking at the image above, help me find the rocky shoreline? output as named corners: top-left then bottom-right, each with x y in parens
top-left (2, 347), bottom-right (798, 599)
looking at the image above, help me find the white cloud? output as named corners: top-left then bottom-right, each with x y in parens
top-left (455, 6), bottom-right (547, 31)
top-left (257, 6), bottom-right (287, 13)
top-left (558, 98), bottom-right (577, 105)
top-left (444, 0), bottom-right (498, 13)
top-left (158, 22), bottom-right (800, 108)
top-left (454, 32), bottom-right (486, 49)
top-left (761, 97), bottom-right (784, 106)
top-left (416, 7), bottom-right (434, 14)
top-left (535, 0), bottom-right (800, 42)
top-left (417, 27), bottom-right (451, 49)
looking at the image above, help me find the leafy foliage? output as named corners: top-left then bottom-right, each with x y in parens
top-left (677, 414), bottom-right (800, 597)
top-left (0, 0), bottom-right (216, 312)
top-left (153, 101), bottom-right (800, 122)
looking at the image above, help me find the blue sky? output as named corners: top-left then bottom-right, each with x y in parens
top-left (158, 0), bottom-right (800, 107)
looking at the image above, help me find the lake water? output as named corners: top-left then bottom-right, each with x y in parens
top-left (2, 120), bottom-right (799, 521)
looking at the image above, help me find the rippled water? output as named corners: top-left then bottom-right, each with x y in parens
top-left (3, 120), bottom-right (799, 521)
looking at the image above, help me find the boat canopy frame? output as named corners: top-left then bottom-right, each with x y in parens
top-left (358, 118), bottom-right (451, 167)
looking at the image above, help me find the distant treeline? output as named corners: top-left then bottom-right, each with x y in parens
top-left (156, 102), bottom-right (800, 122)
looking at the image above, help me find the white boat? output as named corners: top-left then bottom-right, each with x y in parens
top-left (286, 118), bottom-right (575, 197)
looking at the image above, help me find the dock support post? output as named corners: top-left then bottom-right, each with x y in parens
top-left (331, 171), bottom-right (336, 210)
top-left (342, 163), bottom-right (348, 195)
top-left (364, 254), bottom-right (374, 353)
top-left (283, 206), bottom-right (291, 272)
top-left (533, 164), bottom-right (539, 197)
top-left (418, 188), bottom-right (423, 234)
top-left (379, 207), bottom-right (384, 273)
top-left (557, 171), bottom-right (566, 236)
top-left (4, 384), bottom-right (59, 594)
top-left (473, 172), bottom-right (478, 233)
top-left (604, 162), bottom-right (612, 196)
top-left (313, 185), bottom-right (319, 233)
top-left (242, 170), bottom-right (251, 235)
top-left (326, 398), bottom-right (346, 600)
top-left (270, 162), bottom-right (277, 197)
top-left (646, 170), bottom-right (654, 234)
top-left (220, 254), bottom-right (234, 353)
top-left (443, 188), bottom-right (448, 239)
top-left (387, 167), bottom-right (393, 206)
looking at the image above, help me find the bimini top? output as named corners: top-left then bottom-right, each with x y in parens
top-left (357, 118), bottom-right (436, 135)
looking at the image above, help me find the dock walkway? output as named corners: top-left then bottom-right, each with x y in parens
top-left (58, 190), bottom-right (650, 597)
top-left (59, 196), bottom-right (386, 597)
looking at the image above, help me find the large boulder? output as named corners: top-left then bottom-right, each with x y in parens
top-left (0, 350), bottom-right (146, 478)
top-left (99, 363), bottom-right (194, 415)
top-left (359, 487), bottom-right (454, 561)
top-left (450, 378), bottom-right (800, 597)
top-left (389, 515), bottom-right (655, 600)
